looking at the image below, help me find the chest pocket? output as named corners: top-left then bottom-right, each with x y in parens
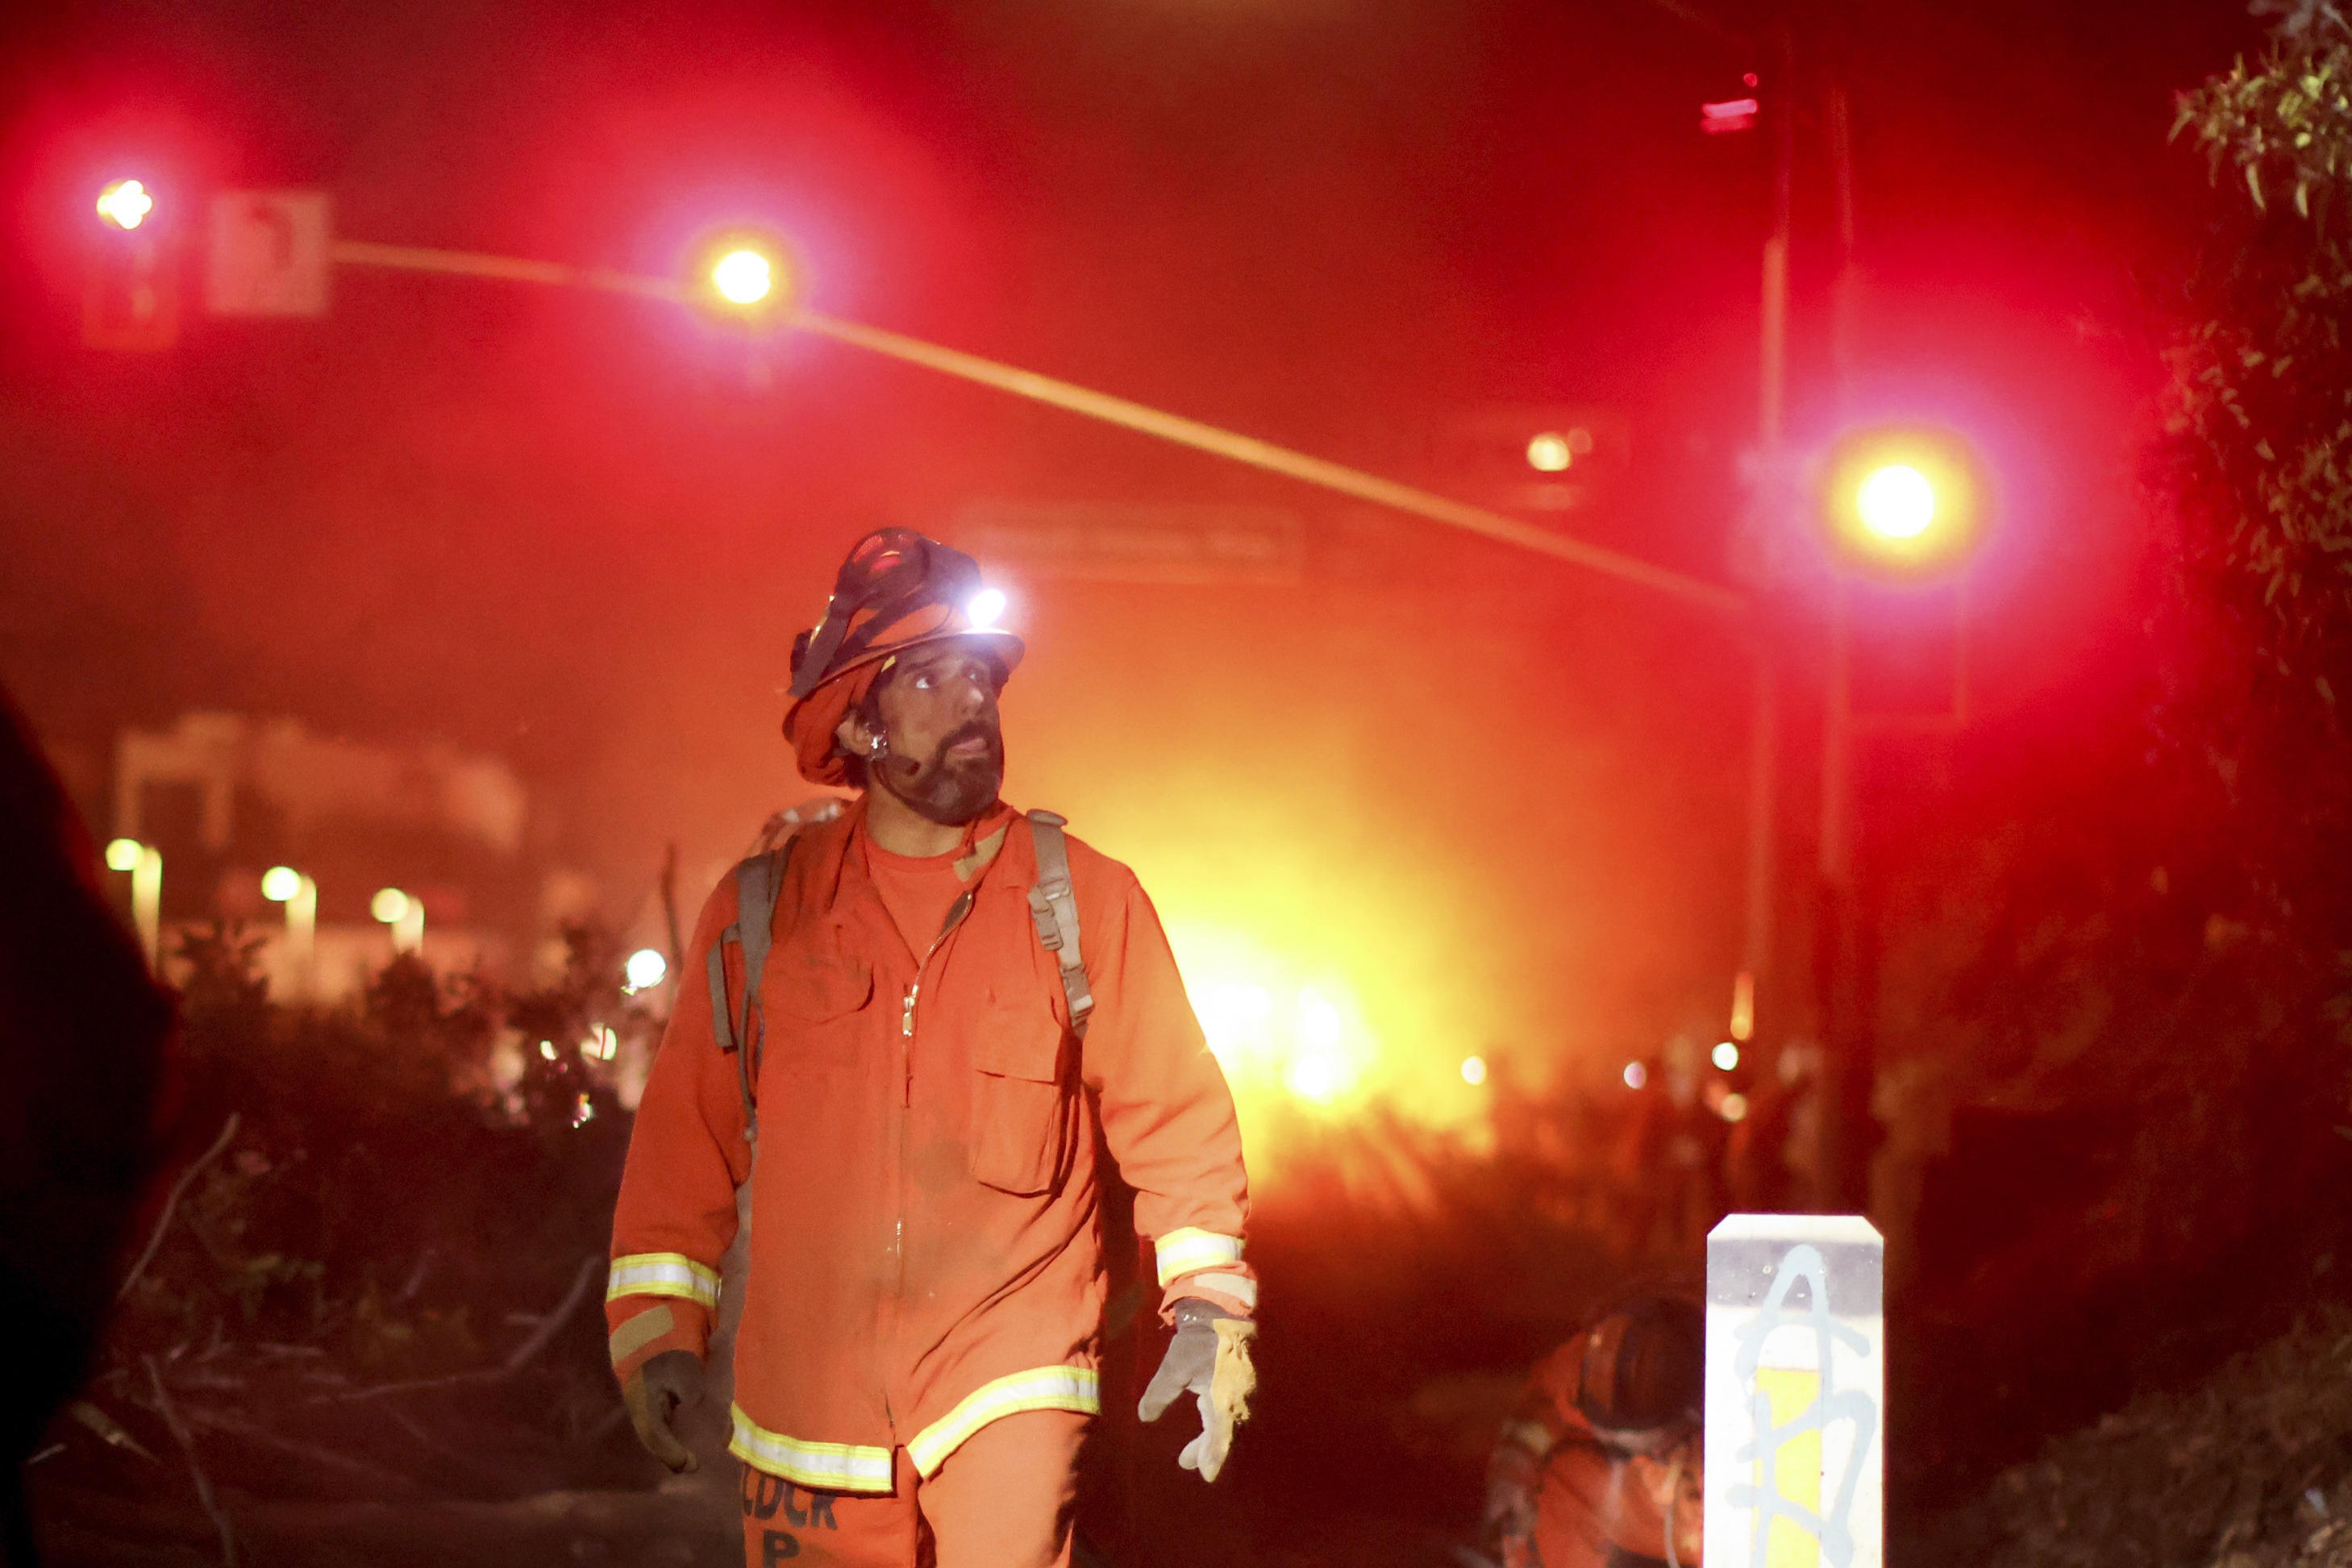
top-left (766, 950), bottom-right (872, 1074)
top-left (968, 996), bottom-right (1073, 1197)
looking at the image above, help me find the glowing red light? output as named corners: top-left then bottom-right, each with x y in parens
top-left (1701, 98), bottom-right (1761, 135)
top-left (96, 179), bottom-right (154, 230)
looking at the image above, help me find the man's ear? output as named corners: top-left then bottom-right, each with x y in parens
top-left (836, 709), bottom-right (872, 757)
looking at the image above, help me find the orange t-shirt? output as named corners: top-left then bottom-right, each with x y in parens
top-left (861, 834), bottom-right (972, 959)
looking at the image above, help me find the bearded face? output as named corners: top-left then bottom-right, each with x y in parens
top-left (856, 643), bottom-right (1008, 826)
top-left (879, 710), bottom-right (1004, 826)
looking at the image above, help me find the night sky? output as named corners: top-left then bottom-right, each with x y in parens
top-left (0, 0), bottom-right (2268, 1088)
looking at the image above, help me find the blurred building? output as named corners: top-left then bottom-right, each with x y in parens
top-left (110, 711), bottom-right (568, 996)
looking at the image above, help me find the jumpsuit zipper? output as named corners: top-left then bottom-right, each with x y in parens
top-left (889, 888), bottom-right (978, 1350)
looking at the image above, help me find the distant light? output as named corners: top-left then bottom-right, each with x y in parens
top-left (1712, 1040), bottom-right (1740, 1071)
top-left (1857, 464), bottom-right (1936, 540)
top-left (1700, 98), bottom-right (1761, 135)
top-left (1623, 1061), bottom-right (1648, 1090)
top-left (711, 248), bottom-right (774, 306)
top-left (106, 838), bottom-right (144, 872)
top-left (624, 947), bottom-right (669, 990)
top-left (538, 1039), bottom-right (558, 1062)
top-left (1197, 980), bottom-right (1274, 1069)
top-left (1460, 1054), bottom-right (1488, 1086)
top-left (1721, 1092), bottom-right (1750, 1123)
top-left (966, 588), bottom-right (1008, 629)
top-left (1297, 988), bottom-right (1343, 1050)
top-left (96, 179), bottom-right (153, 231)
top-left (261, 866), bottom-right (303, 903)
top-left (1729, 969), bottom-right (1755, 1042)
top-left (572, 1092), bottom-right (596, 1128)
top-left (1286, 1046), bottom-right (1348, 1104)
top-left (371, 888), bottom-right (410, 924)
top-left (1526, 432), bottom-right (1574, 473)
top-left (598, 1025), bottom-right (620, 1062)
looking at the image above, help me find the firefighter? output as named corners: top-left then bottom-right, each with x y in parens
top-left (606, 530), bottom-right (1258, 1568)
top-left (1481, 1294), bottom-right (1705, 1568)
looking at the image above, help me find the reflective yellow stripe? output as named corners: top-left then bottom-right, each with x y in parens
top-left (906, 1366), bottom-right (1101, 1479)
top-left (606, 1252), bottom-right (722, 1310)
top-left (1154, 1227), bottom-right (1245, 1286)
top-left (727, 1405), bottom-right (895, 1493)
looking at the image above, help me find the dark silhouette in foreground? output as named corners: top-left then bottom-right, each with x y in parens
top-left (0, 691), bottom-right (174, 1566)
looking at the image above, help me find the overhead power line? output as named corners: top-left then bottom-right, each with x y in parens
top-left (331, 239), bottom-right (1747, 616)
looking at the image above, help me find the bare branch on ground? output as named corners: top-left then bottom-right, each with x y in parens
top-left (180, 1407), bottom-right (427, 1498)
top-left (145, 1355), bottom-right (236, 1566)
top-left (117, 1113), bottom-right (241, 1301)
top-left (310, 1253), bottom-right (603, 1404)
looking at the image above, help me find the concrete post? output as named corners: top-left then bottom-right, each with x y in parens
top-left (1705, 1213), bottom-right (1884, 1568)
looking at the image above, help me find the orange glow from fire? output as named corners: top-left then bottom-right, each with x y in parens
top-left (1155, 890), bottom-right (1497, 1172)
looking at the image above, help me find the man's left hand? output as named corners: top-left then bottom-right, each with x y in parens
top-left (1139, 1299), bottom-right (1256, 1483)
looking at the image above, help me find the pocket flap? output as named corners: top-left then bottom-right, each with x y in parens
top-left (776, 955), bottom-right (872, 1021)
top-left (971, 1000), bottom-right (1065, 1082)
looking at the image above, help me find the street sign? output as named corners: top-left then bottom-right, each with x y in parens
top-left (205, 190), bottom-right (332, 318)
top-left (1705, 1213), bottom-right (1884, 1568)
top-left (951, 501), bottom-right (1304, 585)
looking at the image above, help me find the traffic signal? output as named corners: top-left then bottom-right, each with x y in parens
top-left (96, 179), bottom-right (154, 230)
top-left (84, 176), bottom-right (180, 350)
top-left (1701, 73), bottom-right (1763, 135)
top-left (1434, 405), bottom-right (1629, 516)
top-left (1818, 425), bottom-right (1986, 577)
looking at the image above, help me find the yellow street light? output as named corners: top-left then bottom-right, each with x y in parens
top-left (711, 248), bottom-right (772, 306)
top-left (262, 866), bottom-right (318, 997)
top-left (697, 235), bottom-right (797, 321)
top-left (106, 838), bottom-right (162, 968)
top-left (372, 887), bottom-right (424, 955)
top-left (1820, 426), bottom-right (1987, 577)
top-left (1856, 464), bottom-right (1936, 540)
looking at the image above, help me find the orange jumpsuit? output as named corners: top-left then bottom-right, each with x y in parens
top-left (1488, 1341), bottom-right (1702, 1568)
top-left (607, 800), bottom-right (1255, 1561)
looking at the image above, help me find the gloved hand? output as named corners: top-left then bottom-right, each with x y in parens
top-left (1138, 1299), bottom-right (1256, 1483)
top-left (622, 1347), bottom-right (704, 1473)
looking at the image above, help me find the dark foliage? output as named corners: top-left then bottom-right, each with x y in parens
top-left (110, 922), bottom-right (637, 1376)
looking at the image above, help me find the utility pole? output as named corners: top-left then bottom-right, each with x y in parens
top-left (1815, 74), bottom-right (1871, 1212)
top-left (1738, 19), bottom-right (1798, 1057)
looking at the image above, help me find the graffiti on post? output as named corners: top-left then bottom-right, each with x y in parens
top-left (1725, 1243), bottom-right (1879, 1568)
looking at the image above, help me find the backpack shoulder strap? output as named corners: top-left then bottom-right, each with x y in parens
top-left (1024, 809), bottom-right (1095, 1040)
top-left (702, 835), bottom-right (797, 1144)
